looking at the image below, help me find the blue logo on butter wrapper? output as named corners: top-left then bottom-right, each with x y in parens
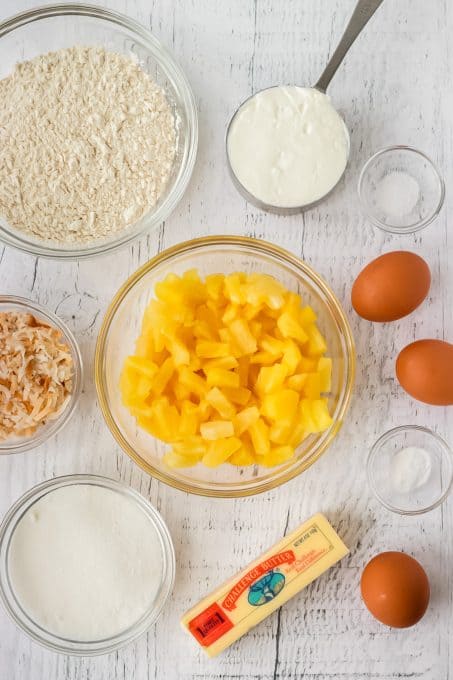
top-left (248, 570), bottom-right (285, 606)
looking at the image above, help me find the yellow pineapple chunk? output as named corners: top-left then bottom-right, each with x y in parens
top-left (202, 437), bottom-right (242, 467)
top-left (222, 386), bottom-right (252, 406)
top-left (249, 418), bottom-right (270, 456)
top-left (195, 341), bottom-right (230, 358)
top-left (299, 306), bottom-right (317, 326)
top-left (243, 303), bottom-right (262, 321)
top-left (234, 405), bottom-right (260, 435)
top-left (151, 397), bottom-right (180, 442)
top-left (269, 423), bottom-right (292, 445)
top-left (224, 273), bottom-right (246, 305)
top-left (135, 376), bottom-right (154, 401)
top-left (245, 273), bottom-right (286, 309)
top-left (200, 420), bottom-right (235, 440)
top-left (282, 340), bottom-right (302, 374)
top-left (152, 357), bottom-right (174, 395)
top-left (228, 318), bottom-right (257, 355)
top-left (255, 364), bottom-right (288, 395)
top-left (306, 325), bottom-right (328, 357)
top-left (298, 356), bottom-right (318, 372)
top-left (205, 273), bottom-right (225, 301)
top-left (206, 387), bottom-right (236, 419)
top-left (167, 336), bottom-right (190, 366)
top-left (173, 436), bottom-right (207, 456)
top-left (198, 400), bottom-right (213, 420)
top-left (134, 332), bottom-right (154, 359)
top-left (171, 379), bottom-right (191, 402)
top-left (120, 369), bottom-right (142, 407)
top-left (286, 373), bottom-right (308, 391)
top-left (163, 450), bottom-right (201, 468)
top-left (222, 303), bottom-right (239, 324)
top-left (196, 304), bottom-right (221, 330)
top-left (258, 445), bottom-right (294, 467)
top-left (318, 357), bottom-right (332, 392)
top-left (250, 351), bottom-right (278, 365)
top-left (299, 399), bottom-right (332, 433)
top-left (177, 367), bottom-right (205, 398)
top-left (277, 312), bottom-right (308, 344)
top-left (205, 368), bottom-right (240, 389)
top-left (192, 320), bottom-right (215, 341)
top-left (229, 444), bottom-right (256, 466)
top-left (302, 373), bottom-right (322, 399)
top-left (123, 355), bottom-right (158, 379)
top-left (136, 413), bottom-right (161, 438)
top-left (262, 389), bottom-right (299, 425)
top-left (288, 421), bottom-right (306, 448)
top-left (259, 334), bottom-right (285, 357)
top-left (179, 401), bottom-right (199, 437)
top-left (203, 356), bottom-right (239, 371)
top-left (120, 268), bottom-right (334, 469)
top-left (311, 399), bottom-right (334, 431)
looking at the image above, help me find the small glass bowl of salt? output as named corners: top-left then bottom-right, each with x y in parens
top-left (367, 425), bottom-right (453, 515)
top-left (358, 146), bottom-right (445, 234)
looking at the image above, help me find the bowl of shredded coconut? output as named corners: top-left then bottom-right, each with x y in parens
top-left (0, 296), bottom-right (83, 453)
top-left (0, 5), bottom-right (198, 259)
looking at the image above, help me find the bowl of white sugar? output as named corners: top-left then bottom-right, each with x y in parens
top-left (0, 475), bottom-right (175, 655)
top-left (0, 5), bottom-right (198, 259)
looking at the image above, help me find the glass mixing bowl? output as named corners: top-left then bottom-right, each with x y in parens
top-left (0, 475), bottom-right (175, 655)
top-left (367, 425), bottom-right (453, 515)
top-left (0, 296), bottom-right (83, 455)
top-left (0, 4), bottom-right (198, 259)
top-left (95, 237), bottom-right (355, 497)
top-left (358, 146), bottom-right (445, 234)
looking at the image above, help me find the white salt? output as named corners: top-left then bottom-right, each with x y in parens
top-left (391, 446), bottom-right (432, 495)
top-left (375, 171), bottom-right (420, 218)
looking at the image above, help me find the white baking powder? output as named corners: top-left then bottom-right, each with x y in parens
top-left (391, 446), bottom-right (432, 495)
top-left (375, 171), bottom-right (420, 219)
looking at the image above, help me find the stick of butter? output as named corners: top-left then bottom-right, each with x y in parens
top-left (181, 513), bottom-right (348, 657)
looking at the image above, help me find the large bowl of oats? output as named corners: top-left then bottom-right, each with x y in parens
top-left (0, 296), bottom-right (83, 454)
top-left (0, 5), bottom-right (198, 259)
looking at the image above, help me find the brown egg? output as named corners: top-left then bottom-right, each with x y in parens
top-left (351, 251), bottom-right (430, 322)
top-left (396, 339), bottom-right (453, 405)
top-left (361, 552), bottom-right (430, 628)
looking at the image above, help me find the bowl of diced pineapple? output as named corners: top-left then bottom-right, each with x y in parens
top-left (95, 236), bottom-right (355, 497)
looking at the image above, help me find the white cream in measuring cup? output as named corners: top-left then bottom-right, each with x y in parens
top-left (227, 86), bottom-right (349, 209)
top-left (226, 0), bottom-right (386, 210)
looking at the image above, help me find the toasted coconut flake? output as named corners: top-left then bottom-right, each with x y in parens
top-left (0, 311), bottom-right (74, 441)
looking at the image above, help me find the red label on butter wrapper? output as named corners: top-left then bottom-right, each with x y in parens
top-left (188, 603), bottom-right (234, 647)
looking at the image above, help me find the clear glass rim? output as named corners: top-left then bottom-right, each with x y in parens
top-left (358, 145), bottom-right (445, 234)
top-left (367, 425), bottom-right (453, 516)
top-left (0, 474), bottom-right (176, 655)
top-left (0, 3), bottom-right (198, 260)
top-left (0, 295), bottom-right (83, 455)
top-left (95, 235), bottom-right (356, 498)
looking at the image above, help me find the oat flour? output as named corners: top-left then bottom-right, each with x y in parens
top-left (0, 47), bottom-right (177, 245)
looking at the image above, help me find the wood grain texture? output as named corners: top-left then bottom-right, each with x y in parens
top-left (0, 0), bottom-right (452, 678)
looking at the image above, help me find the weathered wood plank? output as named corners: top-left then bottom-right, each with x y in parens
top-left (0, 0), bottom-right (451, 678)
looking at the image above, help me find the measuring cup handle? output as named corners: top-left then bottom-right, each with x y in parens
top-left (314, 0), bottom-right (385, 93)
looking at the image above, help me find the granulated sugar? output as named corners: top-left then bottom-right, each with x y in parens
top-left (0, 47), bottom-right (176, 245)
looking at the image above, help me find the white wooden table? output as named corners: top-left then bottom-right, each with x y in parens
top-left (1, 1), bottom-right (452, 678)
